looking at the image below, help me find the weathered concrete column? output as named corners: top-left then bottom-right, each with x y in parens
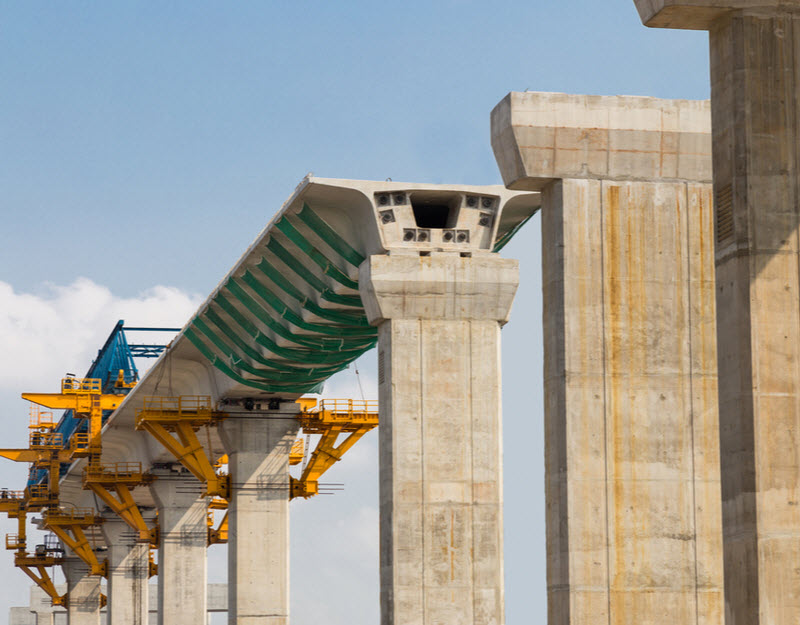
top-left (360, 252), bottom-right (517, 625)
top-left (492, 92), bottom-right (723, 625)
top-left (101, 518), bottom-right (149, 625)
top-left (219, 406), bottom-right (300, 624)
top-left (149, 473), bottom-right (208, 625)
top-left (634, 4), bottom-right (800, 623)
top-left (62, 555), bottom-right (102, 625)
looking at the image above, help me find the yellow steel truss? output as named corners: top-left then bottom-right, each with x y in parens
top-left (207, 497), bottom-right (228, 545)
top-left (22, 377), bottom-right (124, 462)
top-left (135, 396), bottom-right (229, 498)
top-left (291, 399), bottom-right (379, 499)
top-left (43, 508), bottom-right (106, 577)
top-left (83, 462), bottom-right (157, 544)
top-left (15, 551), bottom-right (66, 606)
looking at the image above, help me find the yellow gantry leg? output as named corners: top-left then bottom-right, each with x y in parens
top-left (291, 425), bottom-right (373, 498)
top-left (47, 524), bottom-right (106, 577)
top-left (135, 398), bottom-right (229, 498)
top-left (44, 509), bottom-right (106, 577)
top-left (82, 462), bottom-right (157, 544)
top-left (17, 562), bottom-right (65, 606)
top-left (207, 510), bottom-right (228, 545)
top-left (86, 483), bottom-right (155, 544)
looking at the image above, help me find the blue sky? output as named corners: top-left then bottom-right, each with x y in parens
top-left (0, 2), bottom-right (709, 623)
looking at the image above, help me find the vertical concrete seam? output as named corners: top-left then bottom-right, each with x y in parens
top-left (469, 320), bottom-right (477, 624)
top-left (599, 180), bottom-right (612, 625)
top-left (684, 181), bottom-right (701, 625)
top-left (790, 18), bottom-right (800, 542)
top-left (418, 318), bottom-right (426, 625)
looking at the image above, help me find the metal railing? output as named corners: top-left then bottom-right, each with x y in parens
top-left (44, 507), bottom-right (97, 522)
top-left (141, 395), bottom-right (214, 414)
top-left (29, 432), bottom-right (63, 449)
top-left (312, 399), bottom-right (378, 415)
top-left (61, 377), bottom-right (101, 394)
top-left (5, 534), bottom-right (24, 550)
top-left (28, 406), bottom-right (54, 429)
top-left (25, 485), bottom-right (52, 502)
top-left (84, 462), bottom-right (143, 480)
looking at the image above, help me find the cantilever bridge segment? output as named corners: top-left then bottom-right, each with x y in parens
top-left (8, 177), bottom-right (538, 624)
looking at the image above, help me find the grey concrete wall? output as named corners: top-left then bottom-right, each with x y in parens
top-left (361, 253), bottom-right (518, 625)
top-left (220, 408), bottom-right (299, 624)
top-left (633, 4), bottom-right (800, 623)
top-left (492, 92), bottom-right (723, 625)
top-left (149, 476), bottom-right (208, 625)
top-left (708, 9), bottom-right (800, 625)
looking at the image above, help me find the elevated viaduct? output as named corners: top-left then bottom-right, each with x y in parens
top-left (5, 178), bottom-right (538, 624)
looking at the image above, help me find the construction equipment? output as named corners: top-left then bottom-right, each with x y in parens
top-left (135, 396), bottom-right (229, 499)
top-left (83, 462), bottom-right (156, 544)
top-left (291, 398), bottom-right (379, 499)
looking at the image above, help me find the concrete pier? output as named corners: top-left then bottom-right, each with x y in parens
top-left (62, 555), bottom-right (102, 625)
top-left (149, 473), bottom-right (208, 625)
top-left (9, 583), bottom-right (229, 624)
top-left (633, 4), bottom-right (800, 623)
top-left (492, 92), bottom-right (723, 625)
top-left (219, 408), bottom-right (300, 624)
top-left (101, 518), bottom-right (149, 625)
top-left (360, 253), bottom-right (518, 625)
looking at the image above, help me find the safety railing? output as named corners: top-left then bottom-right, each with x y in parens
top-left (29, 431), bottom-right (63, 449)
top-left (61, 377), bottom-right (102, 394)
top-left (141, 395), bottom-right (214, 415)
top-left (28, 406), bottom-right (55, 430)
top-left (312, 399), bottom-right (379, 415)
top-left (69, 433), bottom-right (89, 452)
top-left (84, 462), bottom-right (143, 480)
top-left (44, 507), bottom-right (98, 522)
top-left (25, 485), bottom-right (53, 502)
top-left (5, 534), bottom-right (24, 550)
top-left (0, 490), bottom-right (25, 502)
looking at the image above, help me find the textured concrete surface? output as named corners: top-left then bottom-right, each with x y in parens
top-left (149, 474), bottom-right (208, 625)
top-left (101, 518), bottom-right (149, 625)
top-left (219, 407), bottom-right (300, 625)
top-left (492, 92), bottom-right (723, 625)
top-left (9, 583), bottom-right (228, 624)
top-left (633, 0), bottom-right (800, 29)
top-left (62, 556), bottom-right (102, 625)
top-left (632, 4), bottom-right (800, 624)
top-left (361, 253), bottom-right (518, 625)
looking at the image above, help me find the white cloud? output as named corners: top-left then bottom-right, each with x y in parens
top-left (0, 278), bottom-right (202, 391)
top-left (0, 278), bottom-right (204, 619)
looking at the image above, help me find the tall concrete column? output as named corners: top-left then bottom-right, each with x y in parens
top-left (219, 407), bottom-right (300, 624)
top-left (492, 92), bottom-right (723, 625)
top-left (633, 4), bottom-right (800, 623)
top-left (359, 252), bottom-right (517, 625)
top-left (149, 473), bottom-right (208, 625)
top-left (62, 555), bottom-right (102, 625)
top-left (101, 518), bottom-right (149, 625)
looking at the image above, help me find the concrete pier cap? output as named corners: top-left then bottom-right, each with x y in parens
top-left (633, 0), bottom-right (800, 29)
top-left (491, 90), bottom-right (722, 625)
top-left (491, 91), bottom-right (712, 190)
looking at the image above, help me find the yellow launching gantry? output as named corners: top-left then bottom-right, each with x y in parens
top-left (135, 395), bottom-right (378, 542)
top-left (135, 396), bottom-right (230, 499)
top-left (135, 395), bottom-right (378, 501)
top-left (291, 398), bottom-right (379, 498)
top-left (0, 489), bottom-right (66, 607)
top-left (0, 378), bottom-right (129, 604)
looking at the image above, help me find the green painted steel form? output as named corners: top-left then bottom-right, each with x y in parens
top-left (184, 203), bottom-right (377, 394)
